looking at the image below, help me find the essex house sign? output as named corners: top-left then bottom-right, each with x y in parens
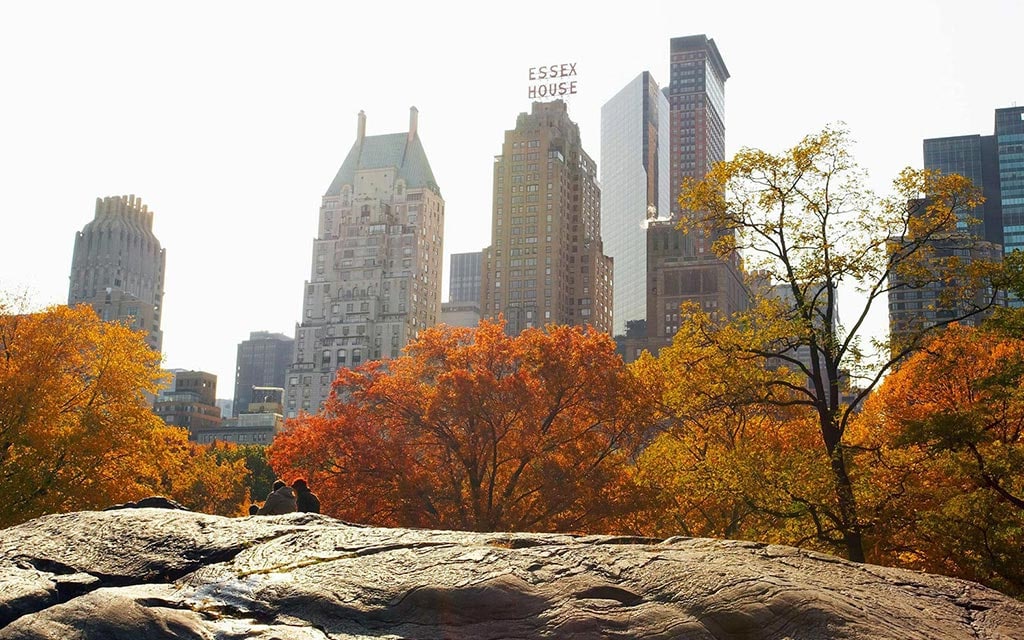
top-left (527, 63), bottom-right (578, 100)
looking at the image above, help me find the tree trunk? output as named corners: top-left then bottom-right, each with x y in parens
top-left (830, 445), bottom-right (865, 563)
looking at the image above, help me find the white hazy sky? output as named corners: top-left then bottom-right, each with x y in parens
top-left (2, 0), bottom-right (1021, 394)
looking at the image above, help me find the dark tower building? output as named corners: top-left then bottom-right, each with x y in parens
top-left (888, 106), bottom-right (1023, 342)
top-left (68, 195), bottom-right (165, 353)
top-left (996, 107), bottom-right (1024, 255)
top-left (923, 135), bottom-right (1002, 245)
top-left (480, 100), bottom-right (613, 335)
top-left (233, 331), bottom-right (294, 417)
top-left (448, 251), bottom-right (482, 304)
top-left (667, 35), bottom-right (729, 206)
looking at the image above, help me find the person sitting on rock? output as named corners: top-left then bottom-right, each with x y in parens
top-left (291, 478), bottom-right (321, 514)
top-left (258, 480), bottom-right (297, 515)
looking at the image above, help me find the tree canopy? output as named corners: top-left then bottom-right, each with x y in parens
top-left (666, 125), bottom-right (1002, 561)
top-left (0, 299), bottom-right (249, 525)
top-left (269, 319), bottom-right (655, 532)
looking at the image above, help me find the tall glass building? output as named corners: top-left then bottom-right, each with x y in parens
top-left (600, 72), bottom-right (670, 337)
top-left (996, 107), bottom-right (1024, 255)
top-left (922, 106), bottom-right (1024, 255)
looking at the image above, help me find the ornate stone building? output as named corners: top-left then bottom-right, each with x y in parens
top-left (284, 108), bottom-right (444, 418)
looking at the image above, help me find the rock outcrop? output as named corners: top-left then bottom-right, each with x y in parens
top-left (1, 509), bottom-right (1022, 639)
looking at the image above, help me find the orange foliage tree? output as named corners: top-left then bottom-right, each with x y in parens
top-left (854, 324), bottom-right (1024, 595)
top-left (269, 319), bottom-right (655, 533)
top-left (0, 299), bottom-right (249, 525)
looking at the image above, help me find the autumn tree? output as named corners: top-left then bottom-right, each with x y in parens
top-left (269, 319), bottom-right (655, 533)
top-left (140, 433), bottom-right (252, 516)
top-left (0, 299), bottom-right (249, 525)
top-left (856, 325), bottom-right (1024, 594)
top-left (669, 125), bottom-right (1002, 562)
top-left (208, 442), bottom-right (276, 506)
top-left (630, 303), bottom-right (849, 549)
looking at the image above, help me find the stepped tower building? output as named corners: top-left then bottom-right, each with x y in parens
top-left (68, 195), bottom-right (165, 352)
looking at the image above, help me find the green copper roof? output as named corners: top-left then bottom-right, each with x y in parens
top-left (325, 132), bottom-right (440, 197)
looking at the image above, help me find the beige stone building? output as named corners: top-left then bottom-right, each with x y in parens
top-left (68, 195), bottom-right (165, 353)
top-left (284, 108), bottom-right (444, 418)
top-left (481, 100), bottom-right (613, 334)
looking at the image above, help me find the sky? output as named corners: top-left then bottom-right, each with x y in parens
top-left (1, 0), bottom-right (1021, 395)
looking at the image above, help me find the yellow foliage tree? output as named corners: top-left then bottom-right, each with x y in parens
top-left (0, 299), bottom-right (249, 525)
top-left (670, 126), bottom-right (1002, 561)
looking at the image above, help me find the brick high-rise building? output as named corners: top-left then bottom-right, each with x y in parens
top-left (68, 195), bottom-right (165, 352)
top-left (284, 108), bottom-right (444, 418)
top-left (667, 35), bottom-right (729, 210)
top-left (480, 100), bottom-right (613, 335)
top-left (641, 34), bottom-right (746, 353)
top-left (153, 370), bottom-right (222, 437)
top-left (232, 331), bottom-right (294, 417)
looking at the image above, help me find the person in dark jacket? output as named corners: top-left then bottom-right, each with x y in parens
top-left (291, 478), bottom-right (321, 514)
top-left (258, 480), bottom-right (297, 515)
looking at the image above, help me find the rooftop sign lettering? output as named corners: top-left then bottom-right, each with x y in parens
top-left (528, 63), bottom-right (578, 100)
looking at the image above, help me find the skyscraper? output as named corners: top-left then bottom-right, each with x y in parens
top-left (923, 135), bottom-right (1002, 244)
top-left (667, 35), bottom-right (728, 208)
top-left (284, 108), bottom-right (444, 418)
top-left (68, 195), bottom-right (165, 352)
top-left (996, 107), bottom-right (1024, 255)
top-left (480, 100), bottom-right (613, 335)
top-left (448, 251), bottom-right (482, 304)
top-left (441, 251), bottom-right (482, 329)
top-left (600, 71), bottom-right (671, 337)
top-left (888, 106), bottom-right (1022, 342)
top-left (642, 35), bottom-right (745, 353)
top-left (921, 106), bottom-right (1024, 253)
top-left (233, 331), bottom-right (294, 416)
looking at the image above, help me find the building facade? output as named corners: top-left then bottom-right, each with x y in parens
top-left (996, 107), bottom-right (1024, 255)
top-left (922, 106), bottom-right (1024, 254)
top-left (667, 35), bottom-right (728, 211)
top-left (153, 370), bottom-right (222, 436)
top-left (600, 71), bottom-right (671, 337)
top-left (448, 251), bottom-right (482, 304)
top-left (889, 106), bottom-right (1024, 339)
top-left (68, 195), bottom-right (165, 352)
top-left (480, 100), bottom-right (613, 335)
top-left (633, 35), bottom-right (747, 355)
top-left (888, 230), bottom-right (1003, 344)
top-left (284, 108), bottom-right (444, 418)
top-left (923, 134), bottom-right (1002, 244)
top-left (233, 331), bottom-right (294, 417)
top-left (193, 387), bottom-right (285, 445)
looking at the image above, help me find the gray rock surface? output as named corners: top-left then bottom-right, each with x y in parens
top-left (1, 508), bottom-right (1022, 639)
